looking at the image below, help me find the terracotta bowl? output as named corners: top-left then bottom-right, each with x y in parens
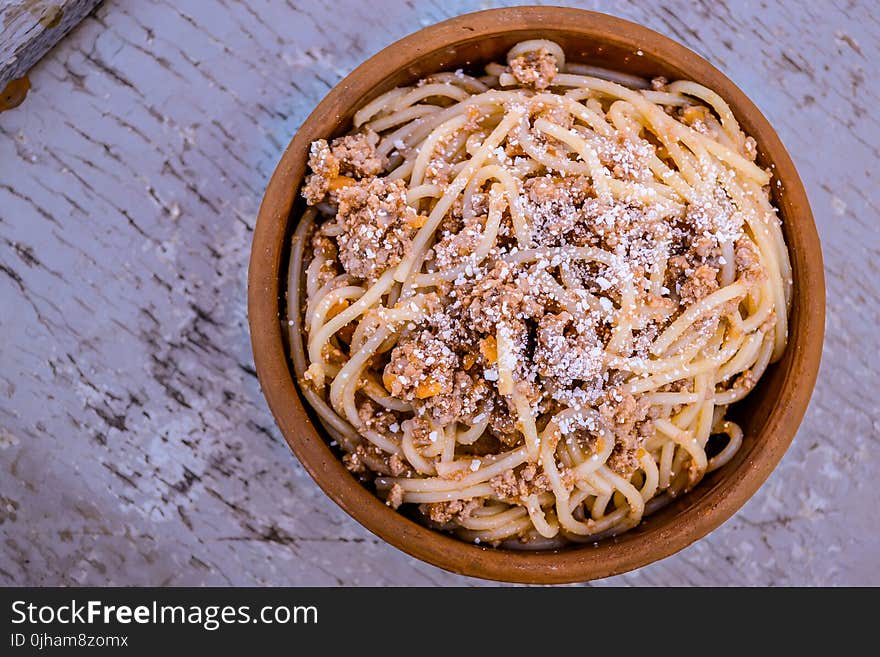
top-left (247, 7), bottom-right (824, 583)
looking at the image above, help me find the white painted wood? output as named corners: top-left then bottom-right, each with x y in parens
top-left (0, 0), bottom-right (876, 586)
top-left (0, 0), bottom-right (102, 88)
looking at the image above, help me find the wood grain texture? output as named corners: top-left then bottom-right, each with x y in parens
top-left (0, 0), bottom-right (876, 586)
top-left (0, 0), bottom-right (102, 88)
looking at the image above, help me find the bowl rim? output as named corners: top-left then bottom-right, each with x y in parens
top-left (247, 6), bottom-right (825, 584)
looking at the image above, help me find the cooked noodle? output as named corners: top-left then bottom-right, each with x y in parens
top-left (287, 40), bottom-right (791, 547)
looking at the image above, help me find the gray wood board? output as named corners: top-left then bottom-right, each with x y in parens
top-left (0, 0), bottom-right (877, 586)
top-left (0, 0), bottom-right (102, 89)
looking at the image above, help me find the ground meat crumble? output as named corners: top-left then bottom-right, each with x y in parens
top-left (679, 264), bottom-right (721, 304)
top-left (334, 177), bottom-right (422, 281)
top-left (509, 48), bottom-right (559, 90)
top-left (420, 498), bottom-right (481, 525)
top-left (302, 133), bottom-right (385, 205)
top-left (489, 464), bottom-right (553, 499)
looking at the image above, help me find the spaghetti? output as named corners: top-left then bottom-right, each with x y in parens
top-left (287, 40), bottom-right (791, 547)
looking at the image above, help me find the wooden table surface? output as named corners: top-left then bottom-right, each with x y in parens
top-left (1, 0), bottom-right (877, 586)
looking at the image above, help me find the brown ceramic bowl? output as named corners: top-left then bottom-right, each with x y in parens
top-left (247, 7), bottom-right (824, 583)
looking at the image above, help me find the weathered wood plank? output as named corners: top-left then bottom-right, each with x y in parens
top-left (0, 0), bottom-right (102, 90)
top-left (0, 0), bottom-right (876, 586)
